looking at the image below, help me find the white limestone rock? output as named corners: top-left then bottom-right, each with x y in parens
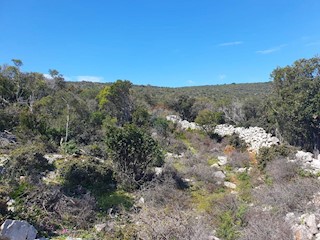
top-left (224, 181), bottom-right (236, 189)
top-left (213, 171), bottom-right (226, 179)
top-left (0, 219), bottom-right (37, 240)
top-left (217, 156), bottom-right (228, 166)
top-left (296, 151), bottom-right (314, 162)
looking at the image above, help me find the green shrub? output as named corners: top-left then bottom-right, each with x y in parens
top-left (61, 140), bottom-right (79, 154)
top-left (105, 124), bottom-right (164, 190)
top-left (227, 134), bottom-right (247, 151)
top-left (63, 158), bottom-right (115, 193)
top-left (6, 144), bottom-right (53, 180)
top-left (257, 144), bottom-right (295, 170)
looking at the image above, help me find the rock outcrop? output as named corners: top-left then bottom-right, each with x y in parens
top-left (294, 151), bottom-right (320, 174)
top-left (166, 115), bottom-right (200, 130)
top-left (214, 124), bottom-right (279, 152)
top-left (165, 115), bottom-right (279, 152)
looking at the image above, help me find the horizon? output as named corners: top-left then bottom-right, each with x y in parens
top-left (1, 0), bottom-right (319, 87)
top-left (67, 79), bottom-right (271, 88)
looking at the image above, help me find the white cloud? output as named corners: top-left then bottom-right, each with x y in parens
top-left (256, 44), bottom-right (287, 54)
top-left (219, 74), bottom-right (226, 80)
top-left (43, 73), bottom-right (53, 79)
top-left (187, 80), bottom-right (195, 85)
top-left (74, 75), bottom-right (104, 82)
top-left (218, 41), bottom-right (243, 47)
top-left (306, 41), bottom-right (320, 46)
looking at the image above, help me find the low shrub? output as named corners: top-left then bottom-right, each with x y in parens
top-left (5, 144), bottom-right (53, 181)
top-left (257, 144), bottom-right (296, 170)
top-left (253, 178), bottom-right (320, 213)
top-left (240, 210), bottom-right (292, 240)
top-left (12, 183), bottom-right (96, 236)
top-left (62, 158), bottom-right (115, 193)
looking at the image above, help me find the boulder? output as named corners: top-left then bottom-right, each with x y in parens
top-left (0, 219), bottom-right (37, 240)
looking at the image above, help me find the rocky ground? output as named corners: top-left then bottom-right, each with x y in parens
top-left (1, 116), bottom-right (320, 240)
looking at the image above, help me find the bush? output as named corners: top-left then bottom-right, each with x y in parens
top-left (105, 124), bottom-right (164, 190)
top-left (226, 134), bottom-right (247, 151)
top-left (5, 144), bottom-right (52, 181)
top-left (133, 206), bottom-right (212, 240)
top-left (11, 183), bottom-right (96, 235)
top-left (63, 158), bottom-right (115, 193)
top-left (211, 194), bottom-right (247, 240)
top-left (253, 178), bottom-right (320, 213)
top-left (265, 157), bottom-right (300, 183)
top-left (228, 150), bottom-right (250, 169)
top-left (240, 210), bottom-right (293, 240)
top-left (257, 144), bottom-right (295, 170)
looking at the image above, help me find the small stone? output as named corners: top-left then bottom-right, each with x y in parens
top-left (94, 223), bottom-right (106, 232)
top-left (210, 163), bottom-right (220, 168)
top-left (138, 197), bottom-right (145, 204)
top-left (213, 171), bottom-right (226, 179)
top-left (236, 168), bottom-right (246, 173)
top-left (218, 156), bottom-right (228, 166)
top-left (224, 181), bottom-right (236, 189)
top-left (154, 167), bottom-right (163, 176)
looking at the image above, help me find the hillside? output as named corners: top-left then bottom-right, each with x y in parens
top-left (0, 57), bottom-right (319, 240)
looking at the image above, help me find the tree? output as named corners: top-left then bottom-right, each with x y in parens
top-left (195, 109), bottom-right (225, 136)
top-left (49, 69), bottom-right (66, 90)
top-left (168, 95), bottom-right (196, 121)
top-left (105, 124), bottom-right (163, 189)
top-left (269, 57), bottom-right (320, 153)
top-left (97, 80), bottom-right (133, 125)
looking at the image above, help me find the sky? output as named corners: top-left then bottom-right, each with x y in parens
top-left (1, 0), bottom-right (320, 87)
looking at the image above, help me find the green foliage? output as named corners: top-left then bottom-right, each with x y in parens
top-left (270, 56), bottom-right (320, 151)
top-left (19, 110), bottom-right (47, 135)
top-left (97, 80), bottom-right (133, 125)
top-left (6, 144), bottom-right (53, 180)
top-left (63, 158), bottom-right (115, 192)
top-left (105, 124), bottom-right (164, 190)
top-left (227, 134), bottom-right (247, 151)
top-left (132, 106), bottom-right (150, 127)
top-left (216, 201), bottom-right (247, 240)
top-left (257, 145), bottom-right (295, 170)
top-left (195, 109), bottom-right (225, 136)
top-left (61, 140), bottom-right (79, 154)
top-left (96, 190), bottom-right (133, 211)
top-left (152, 117), bottom-right (169, 137)
top-left (167, 94), bottom-right (196, 121)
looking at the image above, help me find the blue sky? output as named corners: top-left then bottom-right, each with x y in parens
top-left (1, 0), bottom-right (320, 87)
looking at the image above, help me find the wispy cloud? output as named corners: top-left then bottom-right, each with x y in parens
top-left (305, 41), bottom-right (320, 47)
top-left (219, 74), bottom-right (226, 80)
top-left (187, 80), bottom-right (195, 85)
top-left (74, 76), bottom-right (104, 82)
top-left (218, 41), bottom-right (243, 47)
top-left (256, 44), bottom-right (287, 54)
